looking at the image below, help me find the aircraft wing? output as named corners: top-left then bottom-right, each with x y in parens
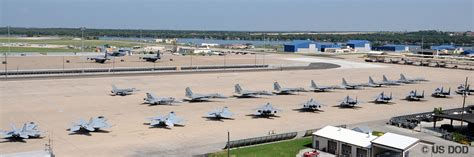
top-left (220, 108), bottom-right (234, 118)
top-left (69, 125), bottom-right (81, 132)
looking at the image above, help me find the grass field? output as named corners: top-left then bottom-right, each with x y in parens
top-left (0, 38), bottom-right (145, 48)
top-left (0, 47), bottom-right (82, 52)
top-left (209, 137), bottom-right (312, 157)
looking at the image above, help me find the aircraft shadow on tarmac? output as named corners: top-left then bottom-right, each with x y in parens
top-left (0, 136), bottom-right (44, 143)
top-left (292, 108), bottom-right (324, 113)
top-left (245, 114), bottom-right (281, 119)
top-left (67, 130), bottom-right (110, 136)
top-left (331, 105), bottom-right (362, 110)
top-left (202, 117), bottom-right (235, 122)
top-left (142, 123), bottom-right (184, 129)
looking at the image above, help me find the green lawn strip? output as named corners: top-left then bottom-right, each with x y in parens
top-left (209, 137), bottom-right (312, 157)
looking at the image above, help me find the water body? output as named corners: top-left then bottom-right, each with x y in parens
top-left (177, 38), bottom-right (289, 46)
top-left (99, 37), bottom-right (289, 46)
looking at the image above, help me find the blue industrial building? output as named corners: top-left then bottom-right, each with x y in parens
top-left (283, 40), bottom-right (316, 52)
top-left (347, 40), bottom-right (370, 48)
top-left (430, 45), bottom-right (456, 50)
top-left (316, 43), bottom-right (341, 52)
top-left (462, 49), bottom-right (474, 56)
top-left (371, 45), bottom-right (407, 52)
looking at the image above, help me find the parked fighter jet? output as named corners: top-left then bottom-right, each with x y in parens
top-left (339, 78), bottom-right (363, 89)
top-left (382, 75), bottom-right (402, 86)
top-left (455, 84), bottom-right (473, 95)
top-left (88, 47), bottom-right (111, 63)
top-left (273, 82), bottom-right (306, 94)
top-left (432, 87), bottom-right (451, 98)
top-left (299, 98), bottom-right (324, 111)
top-left (141, 51), bottom-right (161, 62)
top-left (338, 95), bottom-right (360, 108)
top-left (363, 76), bottom-right (384, 87)
top-left (254, 103), bottom-right (281, 117)
top-left (108, 49), bottom-right (129, 57)
top-left (234, 84), bottom-right (273, 98)
top-left (144, 92), bottom-right (182, 105)
top-left (309, 80), bottom-right (336, 92)
top-left (373, 92), bottom-right (393, 104)
top-left (69, 116), bottom-right (111, 133)
top-left (148, 111), bottom-right (185, 128)
top-left (111, 85), bottom-right (138, 96)
top-left (0, 122), bottom-right (41, 140)
top-left (399, 73), bottom-right (428, 83)
top-left (185, 87), bottom-right (227, 102)
top-left (405, 90), bottom-right (425, 101)
top-left (204, 107), bottom-right (234, 120)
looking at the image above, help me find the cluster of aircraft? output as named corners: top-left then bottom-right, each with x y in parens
top-left (88, 46), bottom-right (162, 64)
top-left (4, 73), bottom-right (472, 141)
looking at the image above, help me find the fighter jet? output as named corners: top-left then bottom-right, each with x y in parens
top-left (455, 84), bottom-right (473, 95)
top-left (273, 82), bottom-right (307, 94)
top-left (399, 73), bottom-right (428, 83)
top-left (299, 98), bottom-right (324, 111)
top-left (69, 116), bottom-right (111, 133)
top-left (339, 78), bottom-right (363, 89)
top-left (148, 111), bottom-right (185, 128)
top-left (432, 87), bottom-right (451, 98)
top-left (141, 51), bottom-right (161, 62)
top-left (204, 107), bottom-right (234, 120)
top-left (382, 75), bottom-right (402, 86)
top-left (88, 47), bottom-right (111, 63)
top-left (363, 76), bottom-right (384, 87)
top-left (405, 90), bottom-right (425, 101)
top-left (254, 103), bottom-right (281, 117)
top-left (143, 92), bottom-right (182, 105)
top-left (373, 92), bottom-right (393, 104)
top-left (185, 87), bottom-right (227, 102)
top-left (111, 85), bottom-right (138, 96)
top-left (308, 80), bottom-right (336, 92)
top-left (338, 95), bottom-right (360, 108)
top-left (234, 84), bottom-right (273, 98)
top-left (0, 122), bottom-right (41, 140)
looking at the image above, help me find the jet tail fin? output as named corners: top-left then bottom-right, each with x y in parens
top-left (400, 73), bottom-right (407, 81)
top-left (185, 87), bottom-right (193, 97)
top-left (383, 75), bottom-right (389, 82)
top-left (273, 82), bottom-right (281, 91)
top-left (310, 80), bottom-right (317, 88)
top-left (234, 84), bottom-right (243, 94)
top-left (342, 78), bottom-right (348, 85)
top-left (369, 76), bottom-right (375, 84)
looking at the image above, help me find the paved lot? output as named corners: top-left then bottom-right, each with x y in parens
top-left (0, 54), bottom-right (472, 157)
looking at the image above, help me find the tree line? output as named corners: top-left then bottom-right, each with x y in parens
top-left (0, 27), bottom-right (472, 47)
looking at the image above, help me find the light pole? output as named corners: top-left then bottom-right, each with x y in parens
top-left (227, 131), bottom-right (230, 157)
top-left (460, 77), bottom-right (468, 127)
top-left (80, 27), bottom-right (86, 73)
top-left (4, 26), bottom-right (10, 77)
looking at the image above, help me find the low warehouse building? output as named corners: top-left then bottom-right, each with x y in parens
top-left (316, 43), bottom-right (341, 52)
top-left (313, 126), bottom-right (428, 157)
top-left (312, 126), bottom-right (377, 157)
top-left (371, 133), bottom-right (420, 157)
top-left (283, 40), bottom-right (317, 53)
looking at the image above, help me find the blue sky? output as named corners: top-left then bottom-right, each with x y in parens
top-left (1, 0), bottom-right (472, 31)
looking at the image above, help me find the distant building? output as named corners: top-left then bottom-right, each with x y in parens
top-left (283, 40), bottom-right (317, 53)
top-left (430, 45), bottom-right (456, 51)
top-left (347, 40), bottom-right (371, 52)
top-left (461, 49), bottom-right (474, 56)
top-left (177, 47), bottom-right (211, 54)
top-left (224, 44), bottom-right (249, 49)
top-left (316, 43), bottom-right (341, 52)
top-left (201, 43), bottom-right (219, 47)
top-left (155, 38), bottom-right (177, 44)
top-left (371, 45), bottom-right (408, 52)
